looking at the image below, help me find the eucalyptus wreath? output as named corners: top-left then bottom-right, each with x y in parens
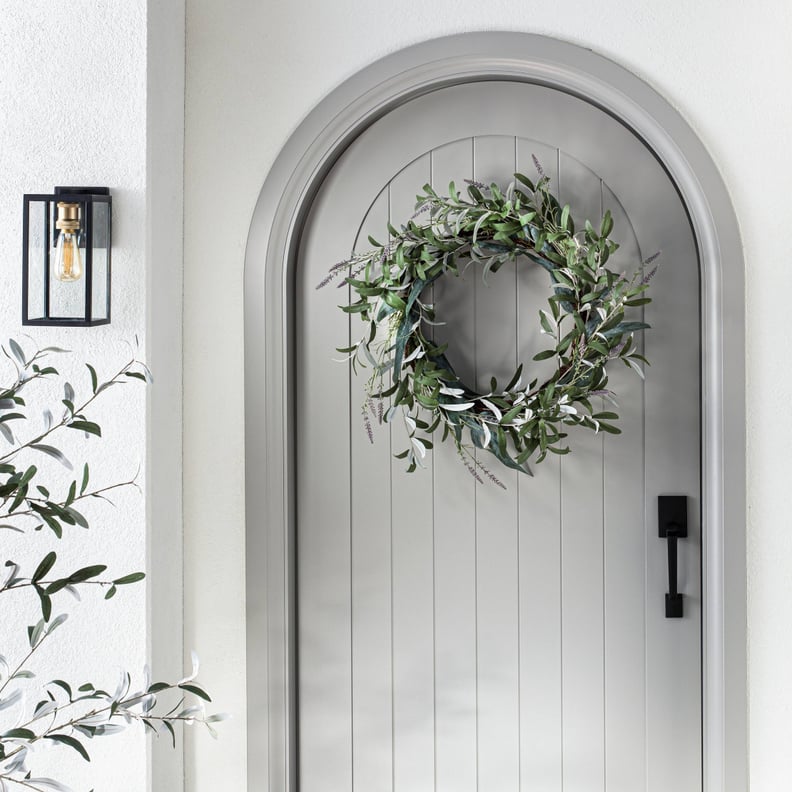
top-left (318, 163), bottom-right (656, 483)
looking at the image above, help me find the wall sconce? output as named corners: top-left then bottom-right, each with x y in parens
top-left (22, 187), bottom-right (112, 326)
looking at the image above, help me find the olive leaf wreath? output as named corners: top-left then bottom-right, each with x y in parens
top-left (317, 162), bottom-right (657, 485)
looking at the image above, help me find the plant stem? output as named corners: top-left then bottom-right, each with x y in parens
top-left (0, 358), bottom-right (139, 465)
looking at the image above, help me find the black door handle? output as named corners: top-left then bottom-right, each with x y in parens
top-left (658, 495), bottom-right (688, 618)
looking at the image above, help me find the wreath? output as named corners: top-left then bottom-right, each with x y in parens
top-left (318, 163), bottom-right (656, 484)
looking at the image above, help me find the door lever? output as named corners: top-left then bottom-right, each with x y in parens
top-left (658, 495), bottom-right (688, 618)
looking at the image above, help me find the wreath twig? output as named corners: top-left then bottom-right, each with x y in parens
top-left (318, 168), bottom-right (656, 482)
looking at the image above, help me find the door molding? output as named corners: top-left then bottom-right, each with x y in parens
top-left (244, 32), bottom-right (746, 792)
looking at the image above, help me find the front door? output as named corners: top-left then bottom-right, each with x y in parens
top-left (295, 80), bottom-right (701, 792)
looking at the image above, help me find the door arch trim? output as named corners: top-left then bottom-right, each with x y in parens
top-left (244, 32), bottom-right (746, 792)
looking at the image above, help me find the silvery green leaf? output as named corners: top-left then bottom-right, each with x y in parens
top-left (623, 357), bottom-right (645, 380)
top-left (440, 402), bottom-right (476, 412)
top-left (113, 671), bottom-right (131, 701)
top-left (177, 705), bottom-right (204, 719)
top-left (27, 777), bottom-right (74, 792)
top-left (480, 399), bottom-right (503, 422)
top-left (439, 386), bottom-right (465, 397)
top-left (402, 346), bottom-right (424, 364)
top-left (362, 344), bottom-right (378, 368)
top-left (2, 747), bottom-right (28, 773)
top-left (0, 688), bottom-right (22, 711)
top-left (0, 422), bottom-right (13, 444)
top-left (11, 670), bottom-right (35, 680)
top-left (43, 409), bottom-right (53, 430)
top-left (410, 437), bottom-right (427, 459)
top-left (32, 699), bottom-right (57, 719)
top-left (47, 613), bottom-right (69, 634)
top-left (29, 618), bottom-right (46, 647)
top-left (179, 650), bottom-right (200, 685)
top-left (94, 724), bottom-right (126, 736)
top-left (403, 415), bottom-right (416, 433)
top-left (30, 444), bottom-right (72, 470)
top-left (2, 562), bottom-right (20, 588)
top-left (64, 584), bottom-right (81, 601)
top-left (8, 339), bottom-right (25, 366)
top-left (64, 383), bottom-right (75, 403)
top-left (94, 380), bottom-right (118, 395)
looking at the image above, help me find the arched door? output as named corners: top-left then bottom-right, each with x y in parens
top-left (294, 81), bottom-right (700, 792)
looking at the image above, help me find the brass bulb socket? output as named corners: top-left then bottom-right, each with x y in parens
top-left (55, 201), bottom-right (80, 233)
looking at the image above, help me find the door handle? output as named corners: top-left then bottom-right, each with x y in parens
top-left (658, 495), bottom-right (688, 618)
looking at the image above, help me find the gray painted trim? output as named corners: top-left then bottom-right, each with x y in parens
top-left (244, 32), bottom-right (746, 792)
top-left (147, 0), bottom-right (186, 788)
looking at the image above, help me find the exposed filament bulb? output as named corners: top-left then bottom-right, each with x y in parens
top-left (54, 202), bottom-right (83, 282)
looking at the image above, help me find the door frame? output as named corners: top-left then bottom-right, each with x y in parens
top-left (243, 32), bottom-right (746, 792)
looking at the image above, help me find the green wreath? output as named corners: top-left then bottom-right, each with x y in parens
top-left (318, 167), bottom-right (656, 484)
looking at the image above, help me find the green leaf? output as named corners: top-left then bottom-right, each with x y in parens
top-left (600, 210), bottom-right (614, 238)
top-left (34, 586), bottom-right (52, 621)
top-left (45, 733), bottom-right (91, 762)
top-left (67, 420), bottom-right (101, 437)
top-left (80, 463), bottom-right (90, 495)
top-left (113, 572), bottom-right (145, 585)
top-left (2, 728), bottom-right (35, 740)
top-left (179, 683), bottom-right (212, 702)
top-left (67, 565), bottom-right (107, 584)
top-left (86, 364), bottom-right (98, 394)
top-left (162, 719), bottom-right (176, 748)
top-left (51, 679), bottom-right (73, 699)
top-left (560, 204), bottom-right (571, 232)
top-left (33, 551), bottom-right (56, 583)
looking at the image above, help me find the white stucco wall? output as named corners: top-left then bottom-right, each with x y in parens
top-left (184, 0), bottom-right (791, 790)
top-left (0, 3), bottom-right (150, 791)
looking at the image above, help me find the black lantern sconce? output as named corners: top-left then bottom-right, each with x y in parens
top-left (22, 187), bottom-right (112, 326)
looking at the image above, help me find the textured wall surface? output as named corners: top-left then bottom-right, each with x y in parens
top-left (183, 0), bottom-right (791, 790)
top-left (0, 3), bottom-right (149, 791)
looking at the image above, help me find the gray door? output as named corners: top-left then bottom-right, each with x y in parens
top-left (295, 81), bottom-right (700, 792)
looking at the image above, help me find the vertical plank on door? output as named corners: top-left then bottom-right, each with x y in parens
top-left (472, 136), bottom-right (520, 792)
top-left (515, 139), bottom-right (564, 792)
top-left (431, 139), bottom-right (478, 792)
top-left (296, 171), bottom-right (353, 792)
top-left (638, 173), bottom-right (702, 792)
top-left (351, 188), bottom-right (394, 792)
top-left (601, 184), bottom-right (647, 791)
top-left (389, 154), bottom-right (436, 792)
top-left (558, 152), bottom-right (606, 792)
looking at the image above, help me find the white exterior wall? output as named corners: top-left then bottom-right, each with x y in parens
top-left (183, 1), bottom-right (791, 791)
top-left (0, 3), bottom-right (150, 792)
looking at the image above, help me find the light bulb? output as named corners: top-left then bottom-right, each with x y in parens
top-left (53, 202), bottom-right (83, 282)
top-left (54, 230), bottom-right (82, 282)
